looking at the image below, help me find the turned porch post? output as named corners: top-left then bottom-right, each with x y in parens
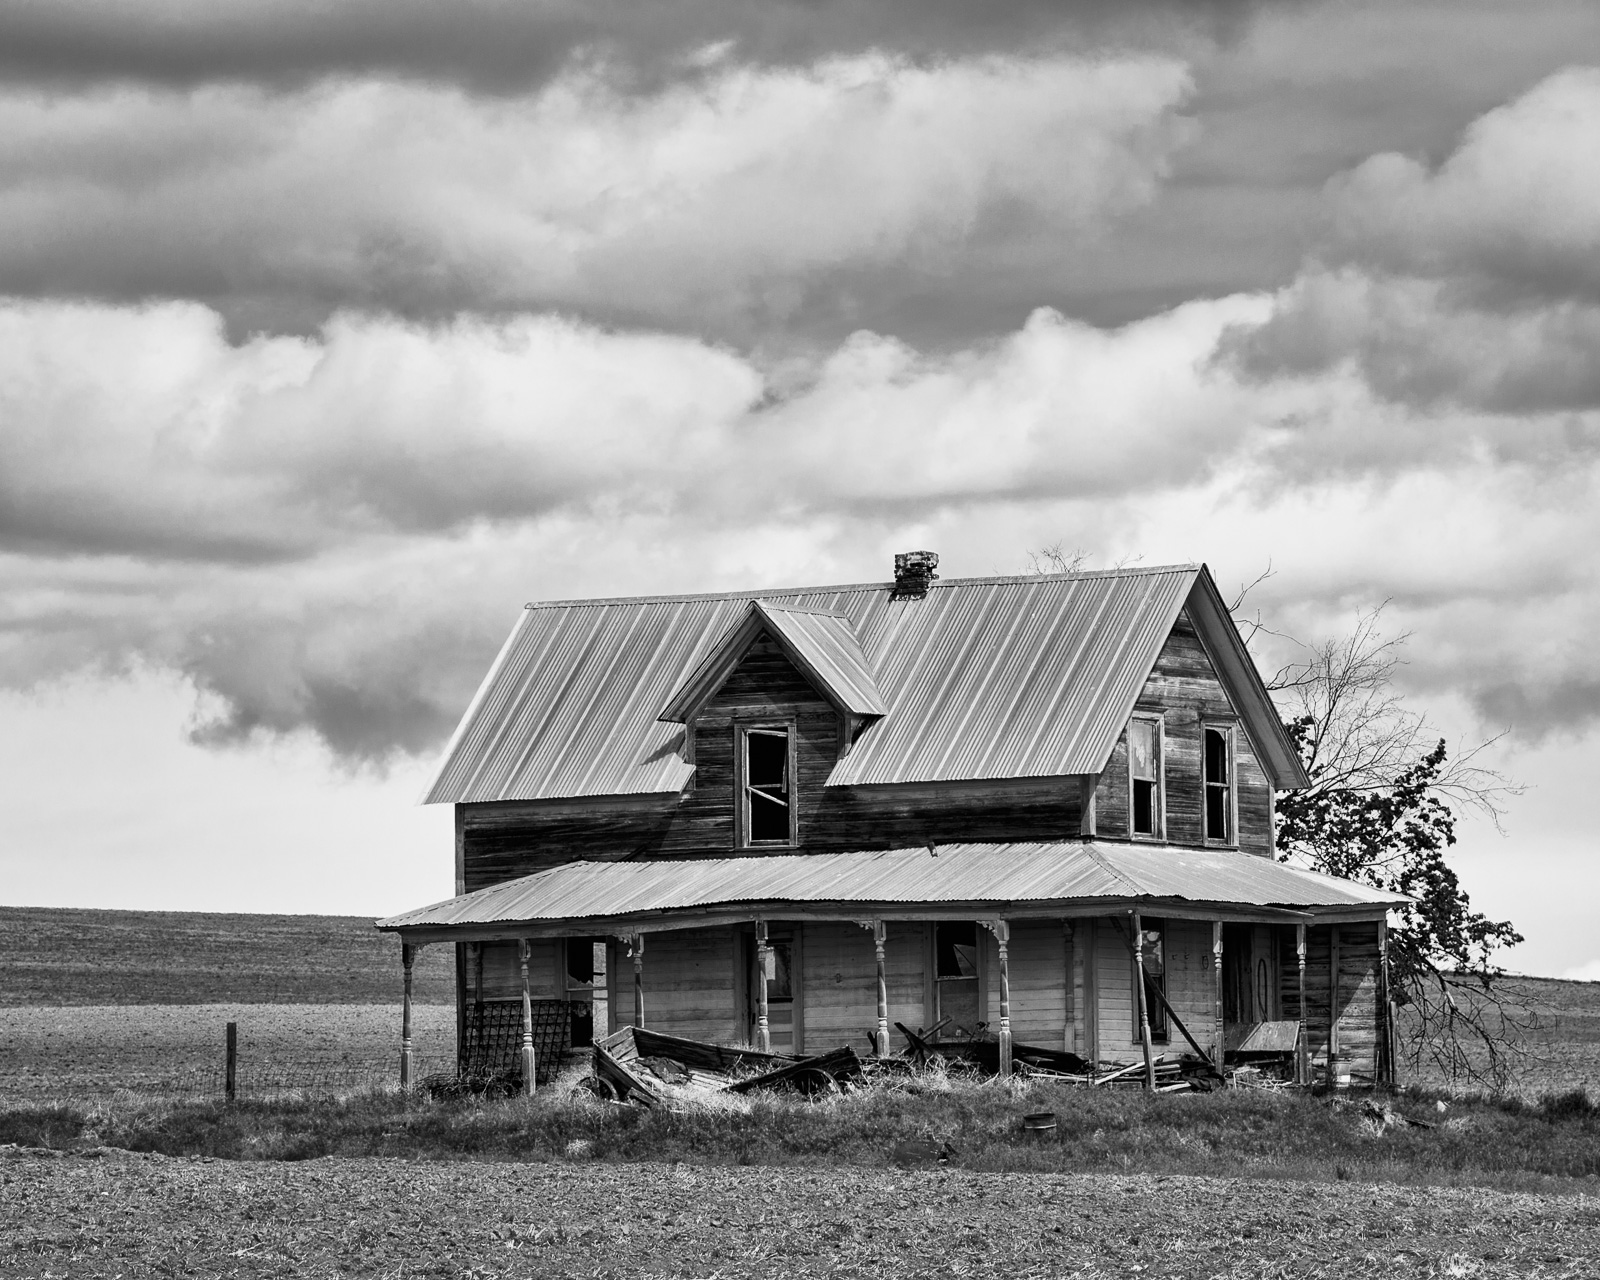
top-left (519, 938), bottom-right (535, 1097)
top-left (1133, 911), bottom-right (1156, 1090)
top-left (755, 920), bottom-right (772, 1053)
top-left (873, 920), bottom-right (889, 1058)
top-left (992, 920), bottom-right (1012, 1078)
top-left (1296, 924), bottom-right (1309, 1086)
top-left (1212, 922), bottom-right (1225, 1068)
top-left (632, 934), bottom-right (645, 1029)
top-left (400, 940), bottom-right (416, 1089)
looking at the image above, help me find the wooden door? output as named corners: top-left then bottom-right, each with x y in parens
top-left (934, 921), bottom-right (981, 1036)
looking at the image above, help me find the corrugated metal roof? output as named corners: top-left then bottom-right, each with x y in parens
top-left (423, 566), bottom-right (1203, 803)
top-left (378, 842), bottom-right (1407, 931)
top-left (756, 603), bottom-right (888, 718)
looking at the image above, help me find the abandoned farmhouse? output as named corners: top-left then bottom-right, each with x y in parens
top-left (380, 556), bottom-right (1406, 1087)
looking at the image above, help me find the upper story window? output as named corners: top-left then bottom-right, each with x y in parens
top-left (1204, 725), bottom-right (1235, 843)
top-left (740, 724), bottom-right (795, 846)
top-left (1128, 716), bottom-right (1162, 838)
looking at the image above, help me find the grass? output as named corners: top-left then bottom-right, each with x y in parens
top-left (5, 1067), bottom-right (1599, 1192)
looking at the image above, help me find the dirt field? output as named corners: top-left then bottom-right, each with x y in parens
top-left (0, 1004), bottom-right (456, 1101)
top-left (4, 1149), bottom-right (1597, 1279)
top-left (0, 906), bottom-right (454, 1006)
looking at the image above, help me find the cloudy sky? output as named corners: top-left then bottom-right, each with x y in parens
top-left (2, 0), bottom-right (1598, 978)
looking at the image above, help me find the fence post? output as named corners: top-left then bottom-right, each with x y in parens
top-left (225, 1021), bottom-right (237, 1103)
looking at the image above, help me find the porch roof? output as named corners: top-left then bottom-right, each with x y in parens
top-left (377, 842), bottom-right (1406, 934)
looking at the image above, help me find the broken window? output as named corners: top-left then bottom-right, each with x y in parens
top-left (935, 922), bottom-right (980, 1033)
top-left (1137, 920), bottom-right (1168, 1042)
top-left (742, 725), bottom-right (793, 845)
top-left (1128, 717), bottom-right (1161, 838)
top-left (1205, 726), bottom-right (1234, 842)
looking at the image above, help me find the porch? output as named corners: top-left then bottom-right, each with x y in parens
top-left (378, 841), bottom-right (1407, 1091)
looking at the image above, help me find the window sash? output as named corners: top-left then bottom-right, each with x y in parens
top-left (1204, 725), bottom-right (1235, 843)
top-left (1128, 717), bottom-right (1162, 838)
top-left (741, 724), bottom-right (794, 846)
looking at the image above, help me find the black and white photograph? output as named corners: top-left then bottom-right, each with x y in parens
top-left (2, 0), bottom-right (1599, 1275)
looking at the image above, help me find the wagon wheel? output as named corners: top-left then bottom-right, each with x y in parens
top-left (789, 1067), bottom-right (838, 1099)
top-left (577, 1075), bottom-right (618, 1102)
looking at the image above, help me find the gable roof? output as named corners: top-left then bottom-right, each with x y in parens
top-left (658, 600), bottom-right (888, 723)
top-left (378, 841), bottom-right (1405, 934)
top-left (422, 563), bottom-right (1306, 804)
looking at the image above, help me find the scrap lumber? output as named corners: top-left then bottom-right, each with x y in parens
top-left (725, 1045), bottom-right (863, 1095)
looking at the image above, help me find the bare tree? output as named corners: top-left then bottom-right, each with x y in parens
top-left (1263, 606), bottom-right (1532, 1092)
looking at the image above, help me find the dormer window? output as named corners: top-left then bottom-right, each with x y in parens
top-left (1128, 716), bottom-right (1163, 839)
top-left (739, 723), bottom-right (795, 846)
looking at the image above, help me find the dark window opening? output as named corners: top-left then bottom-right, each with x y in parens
top-left (763, 940), bottom-right (794, 1001)
top-left (565, 937), bottom-right (605, 1048)
top-left (935, 921), bottom-right (980, 979)
top-left (1129, 718), bottom-right (1160, 837)
top-left (1205, 727), bottom-right (1232, 842)
top-left (1138, 919), bottom-right (1168, 1042)
top-left (744, 726), bottom-right (792, 844)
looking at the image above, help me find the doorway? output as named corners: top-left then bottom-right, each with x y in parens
top-left (747, 926), bottom-right (798, 1054)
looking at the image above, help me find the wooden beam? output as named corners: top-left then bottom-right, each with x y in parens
top-left (1296, 923), bottom-right (1309, 1087)
top-left (755, 919), bottom-right (771, 1053)
top-left (518, 938), bottom-right (535, 1097)
top-left (1063, 920), bottom-right (1076, 1056)
top-left (1131, 911), bottom-right (1156, 1091)
top-left (400, 940), bottom-right (417, 1090)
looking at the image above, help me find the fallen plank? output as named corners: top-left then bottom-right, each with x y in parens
top-left (725, 1046), bottom-right (863, 1095)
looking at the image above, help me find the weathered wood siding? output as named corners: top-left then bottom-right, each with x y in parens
top-left (464, 940), bottom-right (563, 1001)
top-left (798, 921), bottom-right (926, 1052)
top-left (983, 921), bottom-right (1068, 1046)
top-left (1163, 919), bottom-right (1222, 1059)
top-left (1332, 921), bottom-right (1381, 1082)
top-left (613, 927), bottom-right (741, 1045)
top-left (1092, 918), bottom-right (1136, 1055)
top-left (1091, 610), bottom-right (1274, 856)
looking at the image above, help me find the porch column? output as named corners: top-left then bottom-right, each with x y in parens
top-left (993, 920), bottom-right (1012, 1078)
top-left (1296, 924), bottom-right (1309, 1086)
top-left (1211, 922), bottom-right (1224, 1068)
top-left (1378, 917), bottom-right (1394, 1087)
top-left (400, 940), bottom-right (417, 1089)
top-left (755, 920), bottom-right (771, 1053)
top-left (1132, 911), bottom-right (1156, 1091)
top-left (518, 938), bottom-right (535, 1097)
top-left (631, 934), bottom-right (645, 1029)
top-left (873, 920), bottom-right (889, 1058)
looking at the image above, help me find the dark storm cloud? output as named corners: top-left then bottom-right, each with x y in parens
top-left (0, 0), bottom-right (1278, 92)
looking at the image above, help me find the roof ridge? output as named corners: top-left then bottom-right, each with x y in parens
top-left (523, 564), bottom-right (1200, 610)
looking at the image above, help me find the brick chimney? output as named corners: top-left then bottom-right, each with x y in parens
top-left (892, 550), bottom-right (939, 599)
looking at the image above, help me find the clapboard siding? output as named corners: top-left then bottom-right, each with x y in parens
top-left (609, 927), bottom-right (739, 1045)
top-left (1333, 922), bottom-right (1381, 1081)
top-left (983, 920), bottom-right (1068, 1046)
top-left (1163, 918), bottom-right (1220, 1059)
top-left (798, 921), bottom-right (926, 1052)
top-left (1093, 918), bottom-right (1137, 1055)
top-left (1091, 611), bottom-right (1274, 856)
top-left (466, 940), bottom-right (563, 1002)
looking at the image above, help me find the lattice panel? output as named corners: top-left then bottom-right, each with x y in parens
top-left (459, 999), bottom-right (583, 1085)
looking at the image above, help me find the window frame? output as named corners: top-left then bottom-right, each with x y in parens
top-left (735, 719), bottom-right (799, 848)
top-left (1125, 713), bottom-right (1166, 842)
top-left (1202, 721), bottom-right (1238, 847)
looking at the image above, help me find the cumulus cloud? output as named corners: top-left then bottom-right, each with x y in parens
top-left (0, 54), bottom-right (1193, 330)
top-left (1219, 67), bottom-right (1600, 416)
